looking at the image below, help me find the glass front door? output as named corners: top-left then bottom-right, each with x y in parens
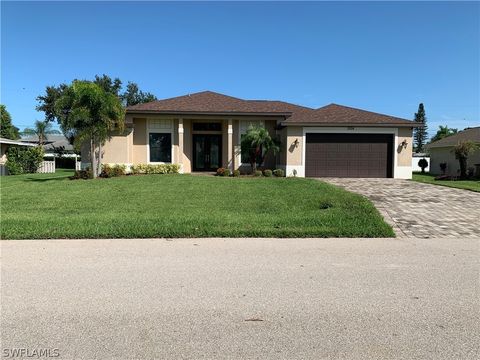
top-left (193, 135), bottom-right (222, 171)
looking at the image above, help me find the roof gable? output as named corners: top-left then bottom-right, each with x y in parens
top-left (426, 127), bottom-right (480, 148)
top-left (285, 103), bottom-right (417, 126)
top-left (127, 91), bottom-right (305, 115)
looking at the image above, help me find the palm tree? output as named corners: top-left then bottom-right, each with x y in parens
top-left (430, 125), bottom-right (458, 143)
top-left (55, 80), bottom-right (125, 178)
top-left (33, 120), bottom-right (53, 145)
top-left (240, 125), bottom-right (280, 173)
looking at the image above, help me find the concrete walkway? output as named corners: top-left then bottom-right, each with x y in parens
top-left (321, 178), bottom-right (480, 238)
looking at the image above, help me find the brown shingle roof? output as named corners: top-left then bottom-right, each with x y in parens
top-left (426, 127), bottom-right (480, 149)
top-left (127, 91), bottom-right (308, 115)
top-left (127, 91), bottom-right (418, 127)
top-left (284, 103), bottom-right (418, 126)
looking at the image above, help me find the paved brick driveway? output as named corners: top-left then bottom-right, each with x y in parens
top-left (321, 178), bottom-right (480, 238)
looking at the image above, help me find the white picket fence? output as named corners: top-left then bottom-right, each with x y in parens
top-left (37, 161), bottom-right (56, 174)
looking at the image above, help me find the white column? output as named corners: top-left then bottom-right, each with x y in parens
top-left (178, 118), bottom-right (184, 173)
top-left (227, 119), bottom-right (233, 171)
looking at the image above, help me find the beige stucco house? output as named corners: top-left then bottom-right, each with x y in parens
top-left (82, 91), bottom-right (418, 178)
top-left (426, 127), bottom-right (480, 176)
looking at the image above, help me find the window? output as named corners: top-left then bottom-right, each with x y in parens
top-left (149, 119), bottom-right (172, 130)
top-left (193, 122), bottom-right (222, 131)
top-left (149, 133), bottom-right (171, 163)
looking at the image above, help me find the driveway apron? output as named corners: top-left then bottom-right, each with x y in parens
top-left (321, 178), bottom-right (480, 238)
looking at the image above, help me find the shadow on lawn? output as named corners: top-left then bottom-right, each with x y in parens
top-left (24, 175), bottom-right (71, 182)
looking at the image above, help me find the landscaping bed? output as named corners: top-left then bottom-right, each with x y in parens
top-left (1, 170), bottom-right (394, 239)
top-left (412, 173), bottom-right (480, 192)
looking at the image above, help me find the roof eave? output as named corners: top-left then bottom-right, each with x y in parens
top-left (281, 122), bottom-right (421, 128)
top-left (0, 139), bottom-right (37, 146)
top-left (126, 109), bottom-right (292, 117)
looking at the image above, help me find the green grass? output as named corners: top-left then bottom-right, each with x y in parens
top-left (1, 170), bottom-right (394, 239)
top-left (412, 173), bottom-right (480, 192)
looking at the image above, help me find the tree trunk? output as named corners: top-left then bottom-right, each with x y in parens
top-left (91, 137), bottom-right (97, 178)
top-left (459, 157), bottom-right (467, 179)
top-left (97, 142), bottom-right (102, 177)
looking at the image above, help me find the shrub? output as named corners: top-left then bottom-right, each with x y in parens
top-left (71, 169), bottom-right (92, 180)
top-left (5, 160), bottom-right (23, 175)
top-left (6, 146), bottom-right (44, 175)
top-left (130, 165), bottom-right (140, 175)
top-left (233, 170), bottom-right (241, 177)
top-left (216, 167), bottom-right (225, 176)
top-left (417, 158), bottom-right (428, 173)
top-left (439, 162), bottom-right (447, 175)
top-left (254, 170), bottom-right (263, 177)
top-left (101, 164), bottom-right (127, 178)
top-left (100, 164), bottom-right (113, 178)
top-left (128, 164), bottom-right (180, 175)
top-left (222, 169), bottom-right (231, 177)
top-left (112, 164), bottom-right (126, 177)
top-left (263, 169), bottom-right (273, 177)
top-left (273, 169), bottom-right (284, 177)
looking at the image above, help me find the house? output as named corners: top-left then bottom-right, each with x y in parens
top-left (21, 134), bottom-right (75, 156)
top-left (81, 91), bottom-right (419, 178)
top-left (0, 137), bottom-right (36, 175)
top-left (426, 127), bottom-right (480, 176)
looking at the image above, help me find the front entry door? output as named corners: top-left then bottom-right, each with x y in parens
top-left (193, 135), bottom-right (222, 171)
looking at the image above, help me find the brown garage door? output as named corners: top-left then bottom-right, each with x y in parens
top-left (305, 133), bottom-right (393, 178)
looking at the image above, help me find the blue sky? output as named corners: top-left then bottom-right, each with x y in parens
top-left (1, 1), bottom-right (479, 138)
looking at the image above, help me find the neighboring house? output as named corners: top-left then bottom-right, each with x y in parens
top-left (81, 91), bottom-right (419, 178)
top-left (21, 134), bottom-right (75, 156)
top-left (0, 137), bottom-right (36, 175)
top-left (426, 127), bottom-right (480, 176)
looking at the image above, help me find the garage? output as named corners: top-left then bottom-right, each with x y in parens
top-left (305, 133), bottom-right (394, 178)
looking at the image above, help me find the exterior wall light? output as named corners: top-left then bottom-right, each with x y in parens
top-left (293, 138), bottom-right (299, 148)
top-left (401, 139), bottom-right (408, 149)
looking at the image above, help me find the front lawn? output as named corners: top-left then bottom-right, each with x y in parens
top-left (412, 173), bottom-right (480, 192)
top-left (1, 171), bottom-right (394, 239)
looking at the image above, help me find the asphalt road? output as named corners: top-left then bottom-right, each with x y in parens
top-left (1, 237), bottom-right (478, 360)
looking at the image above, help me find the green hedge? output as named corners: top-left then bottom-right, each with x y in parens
top-left (101, 164), bottom-right (127, 178)
top-left (130, 164), bottom-right (180, 175)
top-left (6, 146), bottom-right (44, 175)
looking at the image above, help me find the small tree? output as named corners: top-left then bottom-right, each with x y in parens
top-left (413, 103), bottom-right (428, 152)
top-left (453, 141), bottom-right (478, 179)
top-left (36, 75), bottom-right (155, 152)
top-left (418, 158), bottom-right (428, 173)
top-left (240, 125), bottom-right (280, 173)
top-left (55, 81), bottom-right (125, 178)
top-left (0, 105), bottom-right (20, 140)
